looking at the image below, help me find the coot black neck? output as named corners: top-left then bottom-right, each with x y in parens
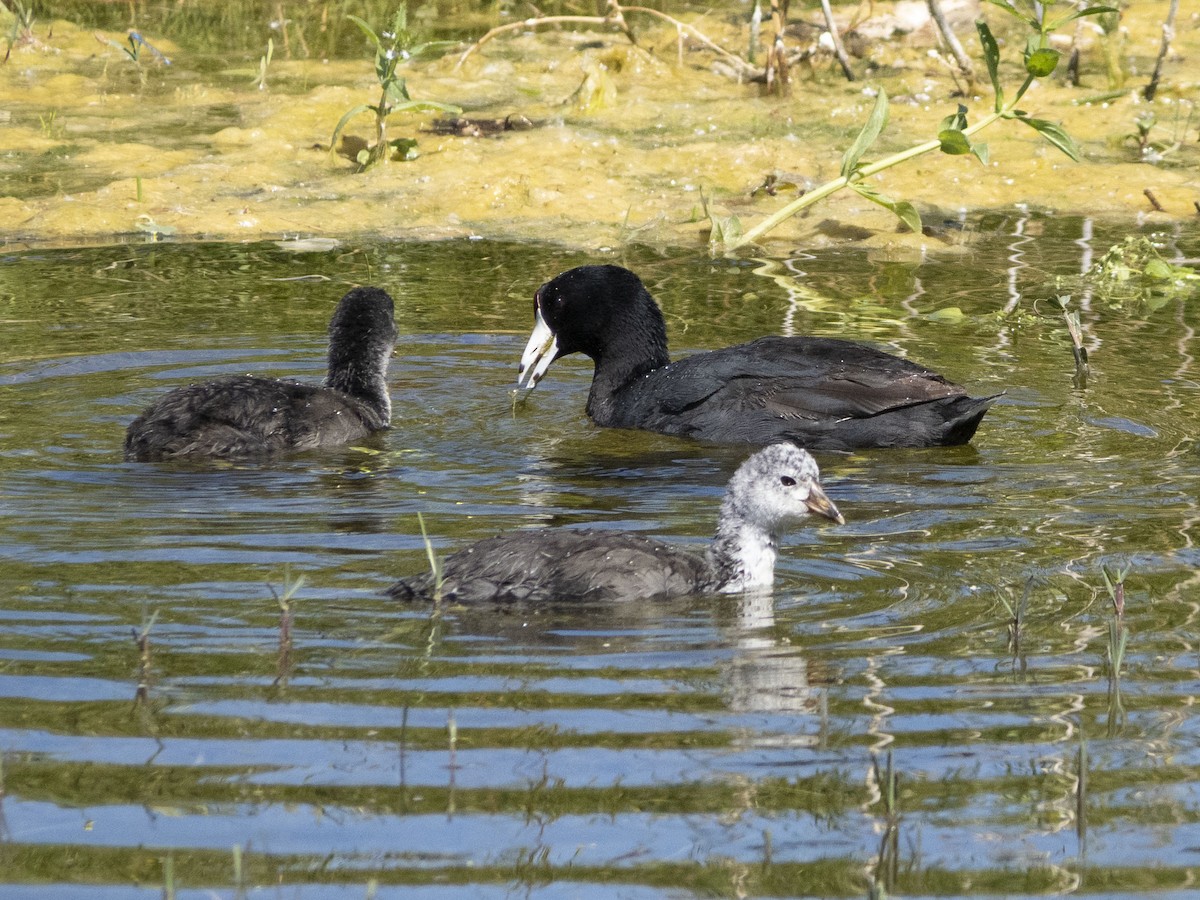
top-left (325, 331), bottom-right (393, 424)
top-left (585, 284), bottom-right (671, 424)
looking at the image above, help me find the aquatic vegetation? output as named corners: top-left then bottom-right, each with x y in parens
top-left (1102, 563), bottom-right (1131, 733)
top-left (94, 28), bottom-right (171, 86)
top-left (416, 511), bottom-right (445, 603)
top-left (1102, 563), bottom-right (1129, 619)
top-left (1075, 733), bottom-right (1088, 842)
top-left (999, 578), bottom-right (1034, 658)
top-left (329, 6), bottom-right (460, 170)
top-left (130, 608), bottom-right (159, 708)
top-left (2, 0), bottom-right (36, 59)
top-left (231, 845), bottom-right (246, 900)
top-left (1057, 236), bottom-right (1200, 309)
top-left (252, 35), bottom-right (273, 90)
top-left (95, 29), bottom-right (171, 65)
top-left (162, 852), bottom-right (176, 900)
top-left (1125, 105), bottom-right (1195, 164)
top-left (270, 571), bottom-right (305, 686)
top-left (870, 750), bottom-right (901, 896)
top-left (717, 0), bottom-right (1117, 249)
top-left (1052, 294), bottom-right (1089, 386)
top-left (36, 109), bottom-right (63, 139)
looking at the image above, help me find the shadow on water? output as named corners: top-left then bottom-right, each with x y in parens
top-left (1, 216), bottom-right (1200, 896)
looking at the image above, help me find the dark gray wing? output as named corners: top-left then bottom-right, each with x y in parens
top-left (611, 337), bottom-right (995, 449)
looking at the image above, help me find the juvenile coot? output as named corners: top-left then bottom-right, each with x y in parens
top-left (124, 286), bottom-right (398, 461)
top-left (516, 265), bottom-right (998, 451)
top-left (388, 443), bottom-right (842, 604)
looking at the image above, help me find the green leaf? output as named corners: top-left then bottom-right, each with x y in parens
top-left (982, 0), bottom-right (1037, 29)
top-left (1143, 258), bottom-right (1174, 280)
top-left (390, 5), bottom-right (409, 37)
top-left (385, 77), bottom-right (412, 105)
top-left (840, 90), bottom-right (889, 179)
top-left (375, 52), bottom-right (394, 85)
top-left (1024, 47), bottom-right (1060, 77)
top-left (850, 181), bottom-right (922, 233)
top-left (329, 103), bottom-right (375, 154)
top-left (346, 14), bottom-right (384, 57)
top-left (391, 99), bottom-right (463, 116)
top-left (406, 40), bottom-right (459, 61)
top-left (1022, 117), bottom-right (1081, 160)
top-left (388, 137), bottom-right (420, 161)
top-left (971, 142), bottom-right (990, 165)
top-left (940, 104), bottom-right (968, 132)
top-left (1047, 5), bottom-right (1119, 31)
top-left (938, 129), bottom-right (972, 155)
top-left (709, 214), bottom-right (743, 246)
top-left (975, 21), bottom-right (1004, 111)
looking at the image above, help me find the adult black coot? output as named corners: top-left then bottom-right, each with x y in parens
top-left (124, 286), bottom-right (398, 461)
top-left (388, 443), bottom-right (842, 604)
top-left (516, 265), bottom-right (998, 451)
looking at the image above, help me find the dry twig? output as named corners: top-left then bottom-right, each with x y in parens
top-left (456, 0), bottom-right (759, 78)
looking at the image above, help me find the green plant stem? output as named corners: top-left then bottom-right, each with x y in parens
top-left (728, 75), bottom-right (1036, 250)
top-left (374, 86), bottom-right (389, 166)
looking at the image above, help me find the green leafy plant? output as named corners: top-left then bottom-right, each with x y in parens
top-left (1102, 562), bottom-right (1129, 618)
top-left (1128, 112), bottom-right (1158, 159)
top-left (1056, 237), bottom-right (1200, 310)
top-left (97, 30), bottom-right (171, 65)
top-left (329, 6), bottom-right (460, 170)
top-left (37, 109), bottom-right (64, 139)
top-left (716, 0), bottom-right (1116, 251)
top-left (1125, 105), bottom-right (1194, 163)
top-left (96, 30), bottom-right (171, 85)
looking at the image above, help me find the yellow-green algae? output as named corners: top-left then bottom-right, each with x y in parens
top-left (0, 3), bottom-right (1196, 251)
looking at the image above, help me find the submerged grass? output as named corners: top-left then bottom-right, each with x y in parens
top-left (270, 570), bottom-right (304, 686)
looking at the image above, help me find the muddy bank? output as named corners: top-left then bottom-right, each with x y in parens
top-left (1, 3), bottom-right (1196, 251)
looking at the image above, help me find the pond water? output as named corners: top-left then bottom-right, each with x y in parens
top-left (2, 218), bottom-right (1200, 898)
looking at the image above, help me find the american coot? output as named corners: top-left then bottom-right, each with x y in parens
top-left (516, 264), bottom-right (999, 451)
top-left (124, 287), bottom-right (398, 461)
top-left (388, 443), bottom-right (842, 604)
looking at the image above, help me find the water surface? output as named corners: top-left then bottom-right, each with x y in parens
top-left (2, 220), bottom-right (1200, 896)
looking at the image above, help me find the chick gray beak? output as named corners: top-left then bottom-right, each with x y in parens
top-left (805, 482), bottom-right (844, 525)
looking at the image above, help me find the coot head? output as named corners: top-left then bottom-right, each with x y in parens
top-left (518, 264), bottom-right (668, 391)
top-left (723, 442), bottom-right (844, 529)
top-left (708, 442), bottom-right (842, 592)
